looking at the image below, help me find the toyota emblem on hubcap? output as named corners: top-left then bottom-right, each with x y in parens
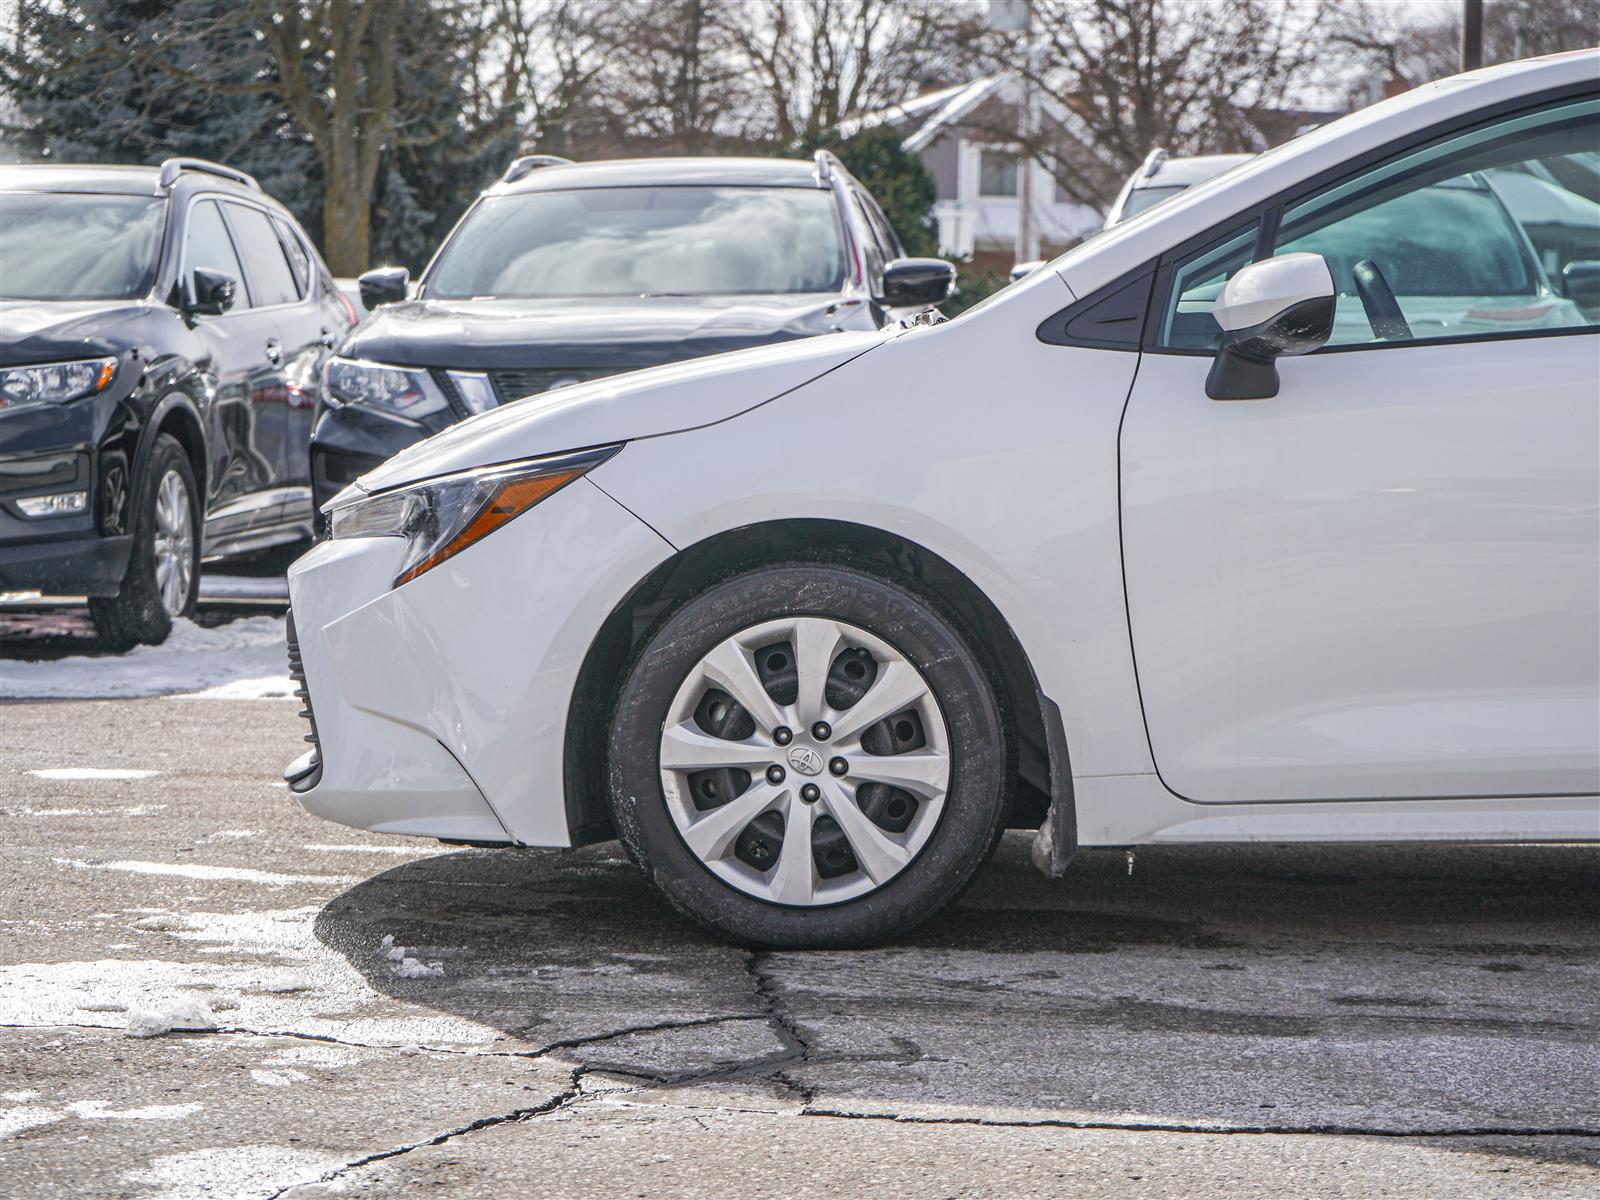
top-left (787, 746), bottom-right (824, 776)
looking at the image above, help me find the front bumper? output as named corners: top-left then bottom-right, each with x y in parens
top-left (284, 474), bottom-right (674, 846)
top-left (0, 531), bottom-right (131, 597)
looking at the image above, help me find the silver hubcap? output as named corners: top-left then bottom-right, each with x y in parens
top-left (660, 617), bottom-right (950, 907)
top-left (152, 469), bottom-right (194, 617)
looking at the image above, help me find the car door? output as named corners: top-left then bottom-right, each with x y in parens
top-left (180, 197), bottom-right (279, 543)
top-left (220, 200), bottom-right (315, 519)
top-left (268, 213), bottom-right (344, 518)
top-left (1119, 93), bottom-right (1600, 805)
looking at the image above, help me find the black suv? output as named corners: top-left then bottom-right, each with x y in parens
top-left (311, 151), bottom-right (953, 508)
top-left (0, 158), bottom-right (355, 646)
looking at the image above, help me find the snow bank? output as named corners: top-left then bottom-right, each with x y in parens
top-left (0, 616), bottom-right (291, 700)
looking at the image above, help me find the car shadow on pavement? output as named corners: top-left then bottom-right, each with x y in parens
top-left (313, 834), bottom-right (1600, 1159)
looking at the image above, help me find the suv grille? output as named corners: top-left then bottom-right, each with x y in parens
top-left (283, 610), bottom-right (323, 792)
top-left (489, 366), bottom-right (621, 404)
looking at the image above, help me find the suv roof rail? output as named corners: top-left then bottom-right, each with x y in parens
top-left (812, 149), bottom-right (843, 184)
top-left (1139, 148), bottom-right (1168, 180)
top-left (157, 157), bottom-right (260, 191)
top-left (503, 154), bottom-right (574, 184)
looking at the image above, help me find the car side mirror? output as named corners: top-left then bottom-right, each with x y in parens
top-left (879, 257), bottom-right (956, 308)
top-left (1560, 260), bottom-right (1600, 308)
top-left (186, 268), bottom-right (235, 317)
top-left (358, 266), bottom-right (410, 310)
top-left (1207, 252), bottom-right (1335, 401)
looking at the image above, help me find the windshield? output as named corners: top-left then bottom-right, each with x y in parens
top-left (1118, 184), bottom-right (1187, 221)
top-left (427, 186), bottom-right (848, 299)
top-left (0, 193), bottom-right (165, 300)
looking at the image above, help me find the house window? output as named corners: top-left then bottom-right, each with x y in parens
top-left (979, 150), bottom-right (1019, 197)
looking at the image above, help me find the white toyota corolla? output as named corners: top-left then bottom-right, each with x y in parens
top-left (288, 52), bottom-right (1600, 947)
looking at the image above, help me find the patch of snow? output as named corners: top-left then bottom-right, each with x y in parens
top-left (392, 956), bottom-right (445, 979)
top-left (180, 675), bottom-right (297, 701)
top-left (0, 1105), bottom-right (62, 1139)
top-left (65, 1100), bottom-right (203, 1121)
top-left (1, 1091), bottom-right (40, 1103)
top-left (7, 807), bottom-right (91, 816)
top-left (56, 859), bottom-right (355, 888)
top-left (0, 616), bottom-right (290, 700)
top-left (124, 1145), bottom-right (348, 1200)
top-left (78, 1000), bottom-right (128, 1013)
top-left (30, 767), bottom-right (158, 781)
top-left (125, 997), bottom-right (218, 1038)
top-left (248, 1068), bottom-right (310, 1087)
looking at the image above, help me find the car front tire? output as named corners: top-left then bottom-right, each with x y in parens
top-left (608, 562), bottom-right (1011, 948)
top-left (90, 434), bottom-right (200, 650)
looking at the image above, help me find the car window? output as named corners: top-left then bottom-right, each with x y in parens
top-left (428, 186), bottom-right (847, 298)
top-left (860, 190), bottom-right (905, 260)
top-left (272, 215), bottom-right (313, 299)
top-left (1120, 184), bottom-right (1186, 220)
top-left (1158, 223), bottom-right (1258, 349)
top-left (847, 190), bottom-right (887, 282)
top-left (184, 199), bottom-right (246, 307)
top-left (0, 193), bottom-right (164, 301)
top-left (1273, 95), bottom-right (1598, 347)
top-left (225, 202), bottom-right (301, 307)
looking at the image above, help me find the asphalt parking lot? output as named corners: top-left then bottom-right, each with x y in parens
top-left (1, 684), bottom-right (1596, 1199)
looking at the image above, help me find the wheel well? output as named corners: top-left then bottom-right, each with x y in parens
top-left (154, 402), bottom-right (207, 499)
top-left (564, 518), bottom-right (1057, 846)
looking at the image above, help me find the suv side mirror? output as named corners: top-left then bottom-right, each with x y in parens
top-left (879, 257), bottom-right (956, 308)
top-left (1207, 253), bottom-right (1335, 401)
top-left (187, 268), bottom-right (236, 317)
top-left (1560, 260), bottom-right (1600, 308)
top-left (358, 266), bottom-right (410, 310)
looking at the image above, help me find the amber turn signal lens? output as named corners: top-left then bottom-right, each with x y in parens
top-left (394, 467), bottom-right (583, 586)
top-left (94, 361), bottom-right (116, 392)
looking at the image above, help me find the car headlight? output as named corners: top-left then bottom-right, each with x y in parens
top-left (323, 357), bottom-right (449, 420)
top-left (0, 357), bottom-right (117, 411)
top-left (326, 446), bottom-right (620, 586)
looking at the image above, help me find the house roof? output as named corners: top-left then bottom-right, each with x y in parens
top-left (834, 75), bottom-right (1011, 152)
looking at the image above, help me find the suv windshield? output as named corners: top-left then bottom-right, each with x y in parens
top-left (0, 193), bottom-right (165, 300)
top-left (428, 186), bottom-right (848, 299)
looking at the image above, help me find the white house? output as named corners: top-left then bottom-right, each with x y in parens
top-left (836, 73), bottom-right (1106, 270)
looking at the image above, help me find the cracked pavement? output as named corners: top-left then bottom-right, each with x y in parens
top-left (1, 697), bottom-right (1597, 1198)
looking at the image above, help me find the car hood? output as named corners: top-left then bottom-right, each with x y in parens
top-left (0, 299), bottom-right (149, 363)
top-left (345, 293), bottom-right (867, 370)
top-left (354, 328), bottom-right (886, 494)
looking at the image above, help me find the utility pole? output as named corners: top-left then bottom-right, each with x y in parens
top-left (989, 0), bottom-right (1039, 266)
top-left (1461, 0), bottom-right (1484, 71)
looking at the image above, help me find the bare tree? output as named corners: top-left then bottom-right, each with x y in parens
top-left (934, 0), bottom-right (1331, 208)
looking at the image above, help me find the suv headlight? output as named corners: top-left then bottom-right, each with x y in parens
top-left (325, 446), bottom-right (620, 586)
top-left (0, 357), bottom-right (117, 411)
top-left (323, 357), bottom-right (448, 419)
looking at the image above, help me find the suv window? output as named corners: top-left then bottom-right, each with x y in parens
top-left (848, 190), bottom-right (887, 283)
top-left (272, 215), bottom-right (313, 299)
top-left (226, 202), bottom-right (301, 307)
top-left (1273, 95), bottom-right (1598, 347)
top-left (184, 199), bottom-right (246, 307)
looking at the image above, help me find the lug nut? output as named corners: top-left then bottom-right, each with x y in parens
top-left (829, 757), bottom-right (848, 777)
top-left (774, 726), bottom-right (793, 745)
top-left (800, 783), bottom-right (821, 803)
top-left (811, 721), bottom-right (831, 741)
top-left (766, 765), bottom-right (786, 785)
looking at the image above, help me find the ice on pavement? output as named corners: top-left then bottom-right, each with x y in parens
top-left (0, 616), bottom-right (291, 700)
top-left (125, 997), bottom-right (219, 1038)
top-left (380, 934), bottom-right (445, 978)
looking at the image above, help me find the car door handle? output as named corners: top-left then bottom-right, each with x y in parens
top-left (264, 339), bottom-right (283, 364)
top-left (318, 328), bottom-right (337, 349)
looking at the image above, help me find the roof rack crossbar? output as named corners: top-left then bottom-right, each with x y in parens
top-left (157, 157), bottom-right (260, 191)
top-left (503, 154), bottom-right (574, 184)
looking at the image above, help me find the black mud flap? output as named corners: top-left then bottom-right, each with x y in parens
top-left (1028, 693), bottom-right (1078, 879)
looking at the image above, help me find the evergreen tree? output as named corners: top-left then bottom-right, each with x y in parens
top-left (800, 125), bottom-right (939, 258)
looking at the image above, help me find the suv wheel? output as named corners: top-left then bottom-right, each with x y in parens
top-left (90, 434), bottom-right (200, 650)
top-left (608, 562), bottom-right (1011, 948)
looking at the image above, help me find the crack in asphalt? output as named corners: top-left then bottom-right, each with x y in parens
top-left (743, 949), bottom-right (814, 1103)
top-left (795, 1108), bottom-right (1600, 1139)
top-left (270, 1067), bottom-right (592, 1200)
